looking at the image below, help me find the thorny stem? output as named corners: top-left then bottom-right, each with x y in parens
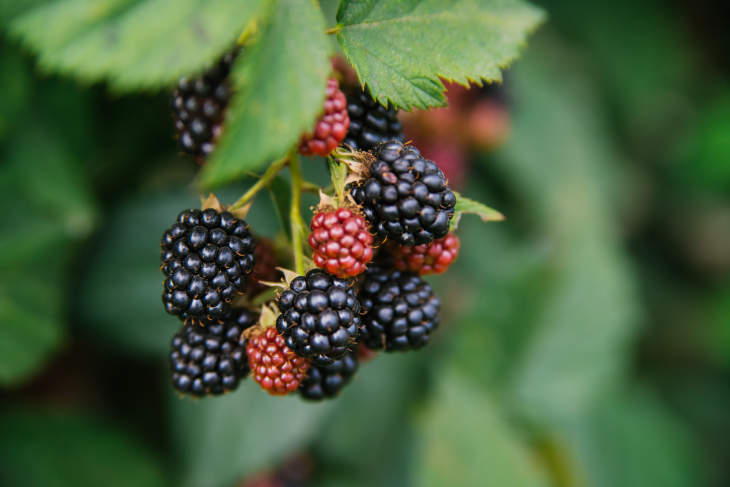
top-left (229, 156), bottom-right (289, 210)
top-left (289, 153), bottom-right (307, 275)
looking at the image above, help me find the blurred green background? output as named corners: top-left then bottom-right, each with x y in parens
top-left (1, 0), bottom-right (730, 486)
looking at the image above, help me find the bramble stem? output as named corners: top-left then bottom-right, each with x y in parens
top-left (289, 153), bottom-right (307, 275)
top-left (229, 156), bottom-right (289, 210)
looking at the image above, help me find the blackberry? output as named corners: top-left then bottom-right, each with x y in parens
top-left (343, 88), bottom-right (404, 151)
top-left (172, 51), bottom-right (237, 162)
top-left (169, 308), bottom-right (258, 397)
top-left (359, 262), bottom-right (440, 351)
top-left (161, 208), bottom-right (255, 324)
top-left (299, 78), bottom-right (350, 157)
top-left (299, 349), bottom-right (358, 401)
top-left (350, 140), bottom-right (456, 245)
top-left (309, 207), bottom-right (374, 278)
top-left (275, 269), bottom-right (361, 366)
top-left (389, 233), bottom-right (460, 275)
top-left (247, 326), bottom-right (310, 395)
top-left (248, 237), bottom-right (281, 297)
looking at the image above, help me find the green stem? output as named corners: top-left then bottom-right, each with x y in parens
top-left (289, 153), bottom-right (306, 274)
top-left (229, 156), bottom-right (289, 210)
top-left (325, 24), bottom-right (342, 35)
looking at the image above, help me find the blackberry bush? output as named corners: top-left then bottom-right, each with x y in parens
top-left (275, 269), bottom-right (361, 366)
top-left (161, 208), bottom-right (255, 324)
top-left (172, 51), bottom-right (237, 163)
top-left (350, 140), bottom-right (457, 245)
top-left (358, 261), bottom-right (441, 351)
top-left (169, 308), bottom-right (258, 397)
top-left (299, 349), bottom-right (358, 401)
top-left (343, 88), bottom-right (404, 151)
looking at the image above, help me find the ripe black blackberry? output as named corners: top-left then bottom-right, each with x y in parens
top-left (343, 88), bottom-right (404, 151)
top-left (358, 261), bottom-right (440, 351)
top-left (275, 269), bottom-right (361, 366)
top-left (350, 140), bottom-right (456, 245)
top-left (172, 51), bottom-right (237, 162)
top-left (299, 349), bottom-right (358, 401)
top-left (169, 308), bottom-right (258, 397)
top-left (161, 208), bottom-right (255, 324)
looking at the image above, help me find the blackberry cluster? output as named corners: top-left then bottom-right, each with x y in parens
top-left (169, 308), bottom-right (258, 397)
top-left (343, 88), bottom-right (404, 151)
top-left (276, 269), bottom-right (361, 366)
top-left (161, 208), bottom-right (255, 324)
top-left (358, 261), bottom-right (441, 351)
top-left (172, 51), bottom-right (236, 162)
top-left (350, 140), bottom-right (456, 245)
top-left (299, 349), bottom-right (358, 401)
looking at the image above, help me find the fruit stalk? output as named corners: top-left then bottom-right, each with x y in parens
top-left (229, 155), bottom-right (290, 210)
top-left (289, 153), bottom-right (307, 274)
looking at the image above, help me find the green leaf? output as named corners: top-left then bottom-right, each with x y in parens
top-left (201, 0), bottom-right (330, 187)
top-left (10, 0), bottom-right (265, 90)
top-left (336, 0), bottom-right (545, 109)
top-left (0, 409), bottom-right (166, 487)
top-left (562, 388), bottom-right (703, 487)
top-left (0, 277), bottom-right (64, 387)
top-left (0, 127), bottom-right (96, 386)
top-left (450, 191), bottom-right (504, 231)
top-left (413, 370), bottom-right (547, 487)
top-left (171, 387), bottom-right (335, 487)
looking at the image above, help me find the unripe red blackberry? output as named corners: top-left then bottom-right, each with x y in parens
top-left (247, 326), bottom-right (310, 395)
top-left (299, 349), bottom-right (358, 401)
top-left (248, 237), bottom-right (281, 297)
top-left (169, 308), bottom-right (257, 397)
top-left (359, 262), bottom-right (440, 351)
top-left (309, 207), bottom-right (373, 278)
top-left (161, 208), bottom-right (255, 324)
top-left (299, 78), bottom-right (350, 157)
top-left (172, 51), bottom-right (237, 163)
top-left (389, 233), bottom-right (460, 275)
top-left (275, 269), bottom-right (361, 366)
top-left (343, 88), bottom-right (404, 151)
top-left (350, 140), bottom-right (456, 245)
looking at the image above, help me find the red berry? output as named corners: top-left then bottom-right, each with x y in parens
top-left (299, 78), bottom-right (350, 157)
top-left (248, 237), bottom-right (281, 296)
top-left (308, 208), bottom-right (374, 278)
top-left (246, 327), bottom-right (310, 395)
top-left (390, 233), bottom-right (460, 275)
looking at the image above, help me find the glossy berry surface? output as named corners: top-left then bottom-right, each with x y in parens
top-left (299, 349), bottom-right (358, 401)
top-left (247, 326), bottom-right (310, 395)
top-left (161, 208), bottom-right (255, 324)
top-left (276, 269), bottom-right (361, 366)
top-left (389, 233), bottom-right (460, 275)
top-left (343, 88), bottom-right (404, 151)
top-left (172, 51), bottom-right (236, 162)
top-left (309, 208), bottom-right (374, 278)
top-left (169, 308), bottom-right (257, 397)
top-left (350, 140), bottom-right (456, 245)
top-left (299, 78), bottom-right (350, 157)
top-left (359, 262), bottom-right (440, 351)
